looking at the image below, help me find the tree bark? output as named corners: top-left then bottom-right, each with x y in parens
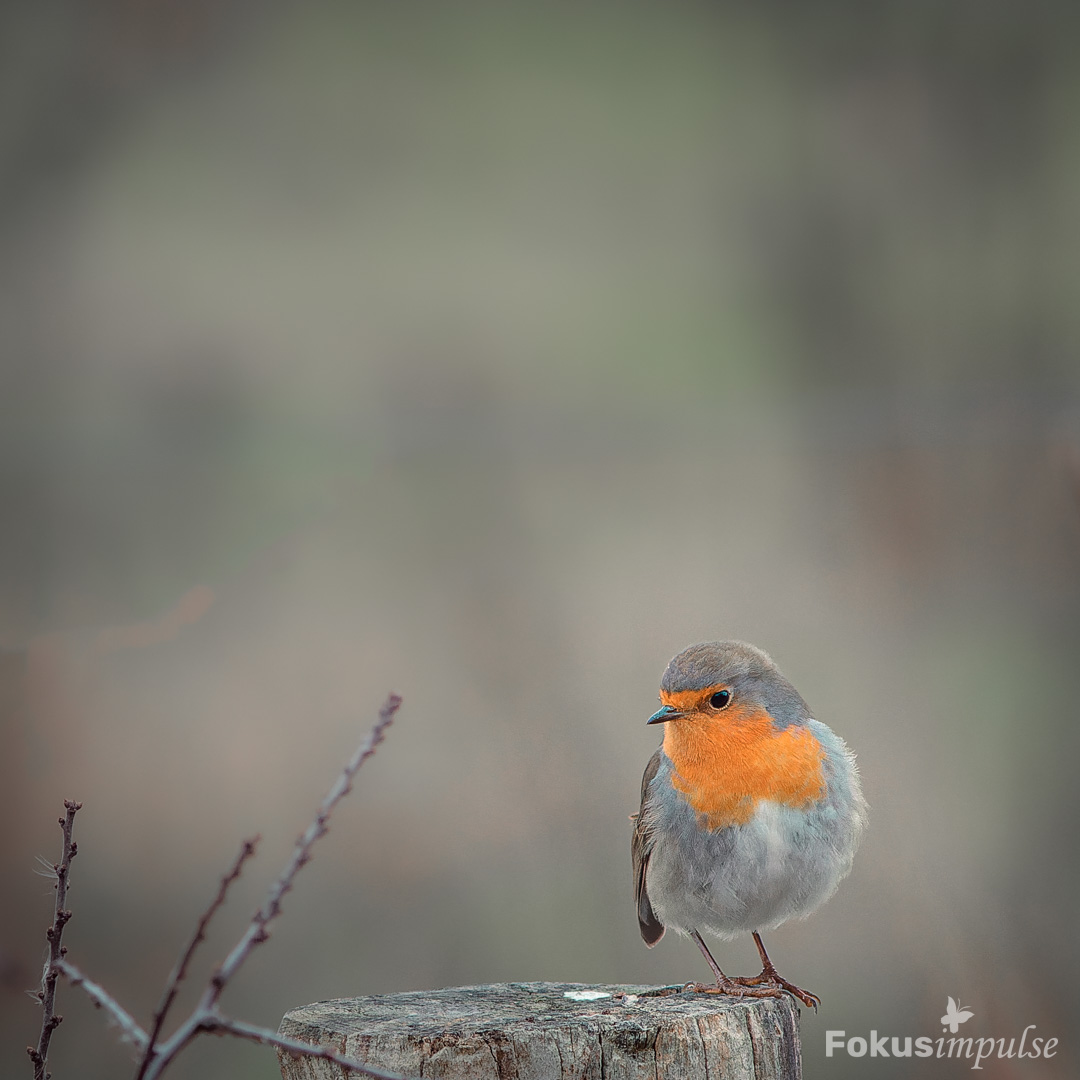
top-left (278, 982), bottom-right (802, 1079)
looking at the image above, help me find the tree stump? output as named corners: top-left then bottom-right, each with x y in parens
top-left (277, 982), bottom-right (802, 1079)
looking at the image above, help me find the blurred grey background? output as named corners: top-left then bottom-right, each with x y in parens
top-left (3, 2), bottom-right (1079, 1078)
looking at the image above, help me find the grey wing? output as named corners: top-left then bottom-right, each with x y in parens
top-left (631, 749), bottom-right (665, 947)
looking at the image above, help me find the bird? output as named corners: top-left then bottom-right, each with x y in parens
top-left (631, 641), bottom-right (867, 1008)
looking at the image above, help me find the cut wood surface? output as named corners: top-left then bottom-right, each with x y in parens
top-left (278, 981), bottom-right (802, 1079)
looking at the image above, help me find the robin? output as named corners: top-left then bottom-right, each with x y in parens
top-left (631, 641), bottom-right (867, 1009)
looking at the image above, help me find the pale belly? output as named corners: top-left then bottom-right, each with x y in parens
top-left (647, 797), bottom-right (855, 939)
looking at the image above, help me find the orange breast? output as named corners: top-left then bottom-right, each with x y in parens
top-left (661, 700), bottom-right (825, 829)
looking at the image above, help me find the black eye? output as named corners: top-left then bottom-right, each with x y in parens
top-left (710, 690), bottom-right (731, 709)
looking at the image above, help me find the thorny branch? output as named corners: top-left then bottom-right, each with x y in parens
top-left (27, 800), bottom-right (81, 1080)
top-left (133, 836), bottom-right (260, 1078)
top-left (210, 691), bottom-right (402, 998)
top-left (31, 693), bottom-right (409, 1080)
top-left (55, 960), bottom-right (148, 1051)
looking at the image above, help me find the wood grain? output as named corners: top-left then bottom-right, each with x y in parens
top-left (278, 982), bottom-right (802, 1079)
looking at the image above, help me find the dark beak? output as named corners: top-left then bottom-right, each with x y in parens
top-left (647, 705), bottom-right (684, 725)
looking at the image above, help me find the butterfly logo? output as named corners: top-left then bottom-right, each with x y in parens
top-left (941, 997), bottom-right (974, 1033)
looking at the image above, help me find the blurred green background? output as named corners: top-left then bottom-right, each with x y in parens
top-left (3, 2), bottom-right (1080, 1078)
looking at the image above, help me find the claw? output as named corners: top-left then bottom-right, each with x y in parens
top-left (686, 929), bottom-right (821, 1010)
top-left (734, 968), bottom-right (820, 1010)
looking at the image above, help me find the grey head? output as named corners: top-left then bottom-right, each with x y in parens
top-left (658, 640), bottom-right (812, 730)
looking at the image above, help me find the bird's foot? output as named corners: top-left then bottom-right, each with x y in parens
top-left (731, 965), bottom-right (820, 1010)
top-left (683, 977), bottom-right (784, 1000)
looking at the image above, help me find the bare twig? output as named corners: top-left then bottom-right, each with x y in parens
top-left (55, 959), bottom-right (148, 1051)
top-left (138, 692), bottom-right (403, 1080)
top-left (29, 695), bottom-right (404, 1080)
top-left (27, 799), bottom-right (81, 1080)
top-left (205, 1012), bottom-right (410, 1079)
top-left (133, 836), bottom-right (259, 1079)
top-left (214, 693), bottom-right (401, 992)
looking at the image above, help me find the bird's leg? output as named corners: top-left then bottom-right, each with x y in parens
top-left (684, 930), bottom-right (783, 999)
top-left (729, 932), bottom-right (821, 1010)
